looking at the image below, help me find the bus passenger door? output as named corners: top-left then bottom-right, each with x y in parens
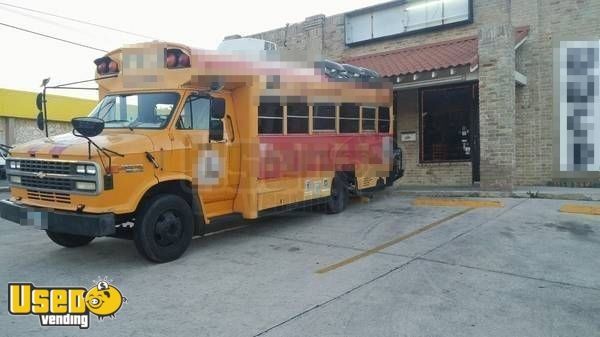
top-left (175, 93), bottom-right (240, 218)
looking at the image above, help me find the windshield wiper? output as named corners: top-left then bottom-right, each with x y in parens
top-left (97, 99), bottom-right (116, 119)
top-left (127, 120), bottom-right (144, 131)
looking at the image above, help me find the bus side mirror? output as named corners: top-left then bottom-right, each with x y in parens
top-left (209, 120), bottom-right (224, 142)
top-left (36, 111), bottom-right (45, 131)
top-left (36, 93), bottom-right (43, 111)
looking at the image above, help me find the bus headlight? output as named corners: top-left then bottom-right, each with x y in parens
top-left (9, 176), bottom-right (21, 184)
top-left (86, 166), bottom-right (97, 175)
top-left (76, 165), bottom-right (97, 175)
top-left (75, 181), bottom-right (96, 191)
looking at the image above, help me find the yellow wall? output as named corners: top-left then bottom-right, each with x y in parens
top-left (0, 88), bottom-right (97, 122)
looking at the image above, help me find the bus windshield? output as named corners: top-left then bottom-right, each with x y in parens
top-left (89, 92), bottom-right (180, 129)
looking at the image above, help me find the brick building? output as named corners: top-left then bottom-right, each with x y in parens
top-left (245, 0), bottom-right (600, 189)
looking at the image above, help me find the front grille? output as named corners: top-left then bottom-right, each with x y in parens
top-left (21, 176), bottom-right (73, 191)
top-left (27, 189), bottom-right (71, 204)
top-left (19, 160), bottom-right (73, 174)
top-left (8, 158), bottom-right (99, 194)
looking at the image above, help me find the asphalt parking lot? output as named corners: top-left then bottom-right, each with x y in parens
top-left (1, 191), bottom-right (599, 337)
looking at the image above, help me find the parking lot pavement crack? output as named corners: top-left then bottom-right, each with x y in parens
top-left (407, 199), bottom-right (600, 292)
top-left (418, 199), bottom-right (529, 260)
top-left (244, 232), bottom-right (414, 259)
top-left (251, 200), bottom-right (541, 337)
top-left (416, 257), bottom-right (600, 292)
top-left (252, 258), bottom-right (419, 337)
top-left (252, 209), bottom-right (482, 336)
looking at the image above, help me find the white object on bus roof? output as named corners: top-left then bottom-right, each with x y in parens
top-left (217, 38), bottom-right (277, 52)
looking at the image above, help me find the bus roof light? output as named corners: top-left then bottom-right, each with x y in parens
top-left (94, 56), bottom-right (119, 75)
top-left (165, 48), bottom-right (190, 69)
top-left (178, 53), bottom-right (190, 67)
top-left (166, 52), bottom-right (178, 68)
top-left (97, 62), bottom-right (108, 75)
top-left (108, 60), bottom-right (119, 73)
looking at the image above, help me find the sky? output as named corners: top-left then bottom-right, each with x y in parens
top-left (0, 0), bottom-right (385, 100)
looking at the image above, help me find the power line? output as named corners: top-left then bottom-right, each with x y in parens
top-left (0, 2), bottom-right (157, 40)
top-left (0, 21), bottom-right (108, 52)
top-left (0, 5), bottom-right (77, 32)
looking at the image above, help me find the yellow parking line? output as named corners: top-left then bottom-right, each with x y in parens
top-left (315, 208), bottom-right (473, 274)
top-left (413, 197), bottom-right (503, 208)
top-left (560, 204), bottom-right (600, 216)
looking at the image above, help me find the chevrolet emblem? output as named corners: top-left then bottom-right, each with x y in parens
top-left (34, 171), bottom-right (47, 179)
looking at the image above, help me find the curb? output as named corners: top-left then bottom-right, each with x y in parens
top-left (0, 186), bottom-right (9, 192)
top-left (394, 189), bottom-right (600, 202)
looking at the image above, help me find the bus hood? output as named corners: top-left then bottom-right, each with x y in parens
top-left (10, 132), bottom-right (156, 158)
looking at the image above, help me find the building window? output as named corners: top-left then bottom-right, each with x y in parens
top-left (339, 103), bottom-right (359, 133)
top-left (345, 0), bottom-right (472, 45)
top-left (420, 84), bottom-right (474, 162)
top-left (287, 103), bottom-right (309, 134)
top-left (313, 104), bottom-right (336, 131)
top-left (258, 102), bottom-right (283, 134)
top-left (362, 107), bottom-right (376, 132)
top-left (378, 106), bottom-right (390, 133)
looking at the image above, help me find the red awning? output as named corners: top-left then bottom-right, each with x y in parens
top-left (345, 26), bottom-right (530, 77)
top-left (345, 36), bottom-right (478, 77)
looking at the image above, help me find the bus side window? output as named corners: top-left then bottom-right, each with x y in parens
top-left (258, 102), bottom-right (283, 134)
top-left (287, 103), bottom-right (309, 134)
top-left (313, 104), bottom-right (336, 131)
top-left (378, 106), bottom-right (391, 133)
top-left (177, 95), bottom-right (210, 130)
top-left (340, 103), bottom-right (360, 133)
top-left (362, 107), bottom-right (376, 132)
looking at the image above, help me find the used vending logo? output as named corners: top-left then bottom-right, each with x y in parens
top-left (7, 278), bottom-right (127, 329)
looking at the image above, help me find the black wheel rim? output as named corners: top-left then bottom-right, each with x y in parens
top-left (153, 210), bottom-right (183, 247)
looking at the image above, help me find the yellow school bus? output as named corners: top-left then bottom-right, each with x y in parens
top-left (0, 41), bottom-right (403, 262)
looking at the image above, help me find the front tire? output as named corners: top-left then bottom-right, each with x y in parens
top-left (134, 194), bottom-right (193, 263)
top-left (46, 231), bottom-right (94, 247)
top-left (326, 176), bottom-right (349, 214)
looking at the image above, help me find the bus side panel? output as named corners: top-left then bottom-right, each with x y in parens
top-left (256, 175), bottom-right (332, 211)
top-left (256, 134), bottom-right (391, 211)
top-left (257, 134), bottom-right (389, 179)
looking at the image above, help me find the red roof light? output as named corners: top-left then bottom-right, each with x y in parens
top-left (165, 48), bottom-right (190, 69)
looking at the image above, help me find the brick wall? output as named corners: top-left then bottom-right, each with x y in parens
top-left (511, 0), bottom-right (600, 185)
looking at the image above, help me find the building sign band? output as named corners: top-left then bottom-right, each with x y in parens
top-left (559, 40), bottom-right (600, 172)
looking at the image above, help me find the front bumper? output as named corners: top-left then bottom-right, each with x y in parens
top-left (0, 199), bottom-right (116, 237)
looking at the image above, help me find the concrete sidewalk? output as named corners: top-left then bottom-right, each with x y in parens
top-left (0, 181), bottom-right (597, 201)
top-left (395, 184), bottom-right (600, 201)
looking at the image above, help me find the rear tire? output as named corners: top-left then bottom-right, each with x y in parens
top-left (46, 231), bottom-right (94, 247)
top-left (326, 176), bottom-right (349, 214)
top-left (134, 194), bottom-right (193, 263)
